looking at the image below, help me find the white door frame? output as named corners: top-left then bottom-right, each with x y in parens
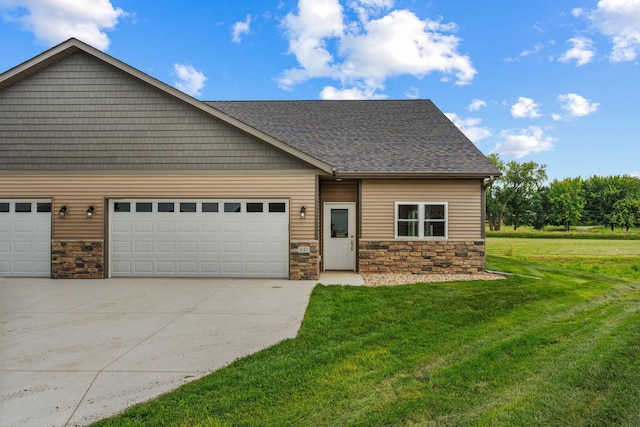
top-left (323, 202), bottom-right (356, 271)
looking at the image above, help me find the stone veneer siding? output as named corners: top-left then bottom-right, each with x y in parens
top-left (290, 241), bottom-right (319, 280)
top-left (359, 240), bottom-right (486, 275)
top-left (51, 240), bottom-right (104, 279)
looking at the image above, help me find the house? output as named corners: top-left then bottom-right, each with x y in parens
top-left (0, 38), bottom-right (499, 280)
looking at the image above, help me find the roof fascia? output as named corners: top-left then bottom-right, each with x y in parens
top-left (334, 171), bottom-right (502, 179)
top-left (0, 38), bottom-right (335, 175)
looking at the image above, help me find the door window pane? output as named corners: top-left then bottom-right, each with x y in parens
top-left (37, 203), bottom-right (52, 213)
top-left (15, 203), bottom-right (31, 213)
top-left (180, 202), bottom-right (196, 212)
top-left (224, 202), bottom-right (241, 213)
top-left (330, 209), bottom-right (349, 238)
top-left (202, 202), bottom-right (219, 213)
top-left (0, 203), bottom-right (9, 212)
top-left (247, 203), bottom-right (263, 213)
top-left (269, 202), bottom-right (286, 213)
top-left (114, 202), bottom-right (130, 212)
top-left (136, 202), bottom-right (152, 212)
top-left (158, 202), bottom-right (174, 212)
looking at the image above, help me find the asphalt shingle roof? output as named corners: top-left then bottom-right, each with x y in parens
top-left (206, 99), bottom-right (499, 176)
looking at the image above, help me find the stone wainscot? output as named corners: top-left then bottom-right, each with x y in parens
top-left (51, 240), bottom-right (104, 279)
top-left (359, 240), bottom-right (486, 275)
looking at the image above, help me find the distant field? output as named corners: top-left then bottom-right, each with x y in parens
top-left (486, 238), bottom-right (640, 257)
top-left (486, 237), bottom-right (640, 281)
top-left (486, 225), bottom-right (640, 240)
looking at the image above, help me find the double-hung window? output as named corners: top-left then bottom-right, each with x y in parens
top-left (395, 202), bottom-right (447, 239)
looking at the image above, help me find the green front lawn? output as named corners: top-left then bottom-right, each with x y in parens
top-left (94, 255), bottom-right (640, 426)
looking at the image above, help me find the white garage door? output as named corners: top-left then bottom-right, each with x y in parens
top-left (109, 199), bottom-right (289, 278)
top-left (0, 200), bottom-right (52, 277)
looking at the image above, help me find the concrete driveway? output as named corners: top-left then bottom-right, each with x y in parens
top-left (0, 277), bottom-right (316, 427)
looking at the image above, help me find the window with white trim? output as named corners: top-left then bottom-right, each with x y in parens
top-left (395, 202), bottom-right (447, 239)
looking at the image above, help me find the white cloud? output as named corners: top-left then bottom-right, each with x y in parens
top-left (559, 37), bottom-right (595, 66)
top-left (320, 85), bottom-right (387, 99)
top-left (173, 63), bottom-right (207, 97)
top-left (446, 112), bottom-right (491, 143)
top-left (493, 126), bottom-right (556, 158)
top-left (572, 8), bottom-right (585, 17)
top-left (551, 113), bottom-right (563, 121)
top-left (590, 0), bottom-right (640, 62)
top-left (280, 0), bottom-right (345, 88)
top-left (511, 97), bottom-right (542, 119)
top-left (557, 93), bottom-right (599, 117)
top-left (404, 86), bottom-right (420, 99)
top-left (505, 43), bottom-right (543, 62)
top-left (0, 0), bottom-right (126, 50)
top-left (631, 171), bottom-right (640, 178)
top-left (348, 0), bottom-right (393, 22)
top-left (280, 0), bottom-right (476, 97)
top-left (231, 14), bottom-right (252, 44)
top-left (468, 98), bottom-right (487, 111)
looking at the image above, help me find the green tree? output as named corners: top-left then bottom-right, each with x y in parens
top-left (530, 186), bottom-right (550, 230)
top-left (548, 177), bottom-right (585, 231)
top-left (485, 154), bottom-right (547, 231)
top-left (608, 198), bottom-right (640, 231)
top-left (583, 175), bottom-right (640, 229)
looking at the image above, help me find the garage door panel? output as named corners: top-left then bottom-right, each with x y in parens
top-left (178, 261), bottom-right (197, 273)
top-left (13, 261), bottom-right (33, 273)
top-left (156, 241), bottom-right (175, 253)
top-left (268, 262), bottom-right (287, 274)
top-left (13, 221), bottom-right (33, 233)
top-left (201, 261), bottom-right (220, 273)
top-left (179, 222), bottom-right (197, 233)
top-left (156, 222), bottom-right (175, 233)
top-left (110, 200), bottom-right (288, 278)
top-left (245, 262), bottom-right (265, 273)
top-left (245, 241), bottom-right (264, 254)
top-left (200, 241), bottom-right (220, 254)
top-left (200, 222), bottom-right (219, 233)
top-left (156, 261), bottom-right (176, 273)
top-left (223, 222), bottom-right (242, 233)
top-left (34, 261), bottom-right (50, 274)
top-left (112, 261), bottom-right (132, 274)
top-left (135, 222), bottom-right (153, 233)
top-left (223, 241), bottom-right (242, 254)
top-left (223, 262), bottom-right (242, 274)
top-left (112, 221), bottom-right (131, 233)
top-left (35, 242), bottom-right (50, 253)
top-left (134, 241), bottom-right (154, 253)
top-left (179, 242), bottom-right (197, 253)
top-left (134, 261), bottom-right (154, 274)
top-left (112, 241), bottom-right (131, 253)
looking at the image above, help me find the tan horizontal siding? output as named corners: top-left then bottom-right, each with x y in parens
top-left (0, 175), bottom-right (317, 241)
top-left (361, 179), bottom-right (483, 240)
top-left (320, 180), bottom-right (358, 203)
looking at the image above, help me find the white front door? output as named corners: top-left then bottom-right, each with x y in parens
top-left (323, 202), bottom-right (356, 271)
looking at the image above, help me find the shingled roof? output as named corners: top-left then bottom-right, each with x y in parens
top-left (207, 100), bottom-right (499, 177)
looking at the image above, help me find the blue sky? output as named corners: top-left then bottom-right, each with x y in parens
top-left (0, 0), bottom-right (638, 180)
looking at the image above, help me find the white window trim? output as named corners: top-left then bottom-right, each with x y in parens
top-left (394, 202), bottom-right (448, 240)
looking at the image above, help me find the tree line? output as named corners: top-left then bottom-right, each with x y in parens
top-left (486, 154), bottom-right (640, 232)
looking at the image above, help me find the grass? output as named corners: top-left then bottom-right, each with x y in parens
top-left (94, 254), bottom-right (640, 426)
